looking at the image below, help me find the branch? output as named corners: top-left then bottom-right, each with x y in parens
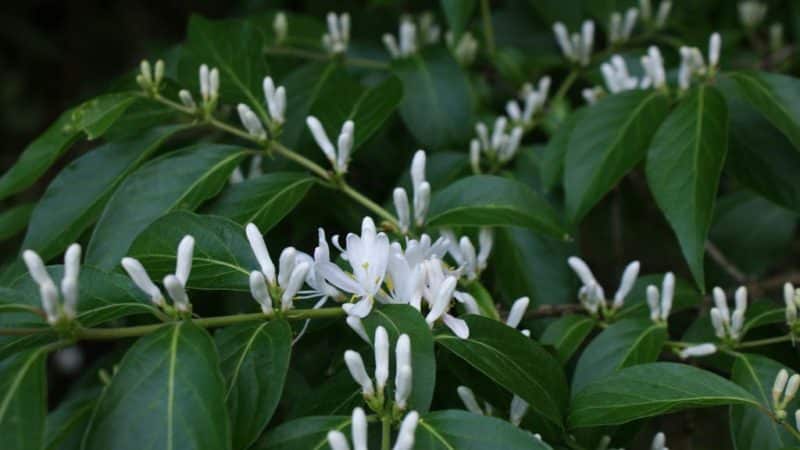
top-left (705, 240), bottom-right (748, 284)
top-left (525, 303), bottom-right (585, 319)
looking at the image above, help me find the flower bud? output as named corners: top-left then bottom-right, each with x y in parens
top-left (661, 272), bottom-right (675, 320)
top-left (394, 365), bottom-right (413, 409)
top-left (774, 369), bottom-right (789, 406)
top-left (326, 431), bottom-right (349, 450)
top-left (567, 256), bottom-right (597, 287)
top-left (374, 326), bottom-right (390, 392)
top-left (163, 274), bottom-right (190, 312)
top-left (393, 188), bottom-right (410, 232)
top-left (306, 116), bottom-right (336, 164)
top-left (344, 350), bottom-right (375, 396)
top-left (393, 411), bottom-right (419, 450)
top-left (510, 395), bottom-right (529, 426)
top-left (506, 297), bottom-right (529, 329)
top-left (273, 12), bottom-right (288, 44)
top-left (40, 280), bottom-right (60, 324)
top-left (646, 285), bottom-right (660, 322)
top-left (281, 261), bottom-right (309, 310)
top-left (679, 343), bottom-right (717, 359)
top-left (121, 257), bottom-right (164, 306)
top-left (351, 407), bottom-right (367, 450)
top-left (249, 271), bottom-right (273, 314)
top-left (413, 182), bottom-right (430, 227)
top-left (346, 316), bottom-right (370, 343)
top-left (175, 235), bottom-right (195, 286)
top-left (457, 386), bottom-right (483, 414)
top-left (613, 260), bottom-right (640, 308)
top-left (246, 223), bottom-right (276, 285)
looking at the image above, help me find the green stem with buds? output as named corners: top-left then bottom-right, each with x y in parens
top-left (264, 45), bottom-right (389, 70)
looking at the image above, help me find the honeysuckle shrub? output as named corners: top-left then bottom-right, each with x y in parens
top-left (2, 1), bottom-right (800, 449)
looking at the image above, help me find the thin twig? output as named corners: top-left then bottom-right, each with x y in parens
top-left (705, 240), bottom-right (748, 284)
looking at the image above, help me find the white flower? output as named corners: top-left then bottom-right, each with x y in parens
top-left (641, 46), bottom-right (667, 90)
top-left (506, 296), bottom-right (530, 333)
top-left (306, 116), bottom-right (354, 175)
top-left (472, 117), bottom-right (523, 164)
top-left (600, 55), bottom-right (640, 93)
top-left (784, 282), bottom-right (799, 325)
top-left (392, 411), bottom-right (419, 450)
top-left (262, 76), bottom-right (286, 125)
top-left (654, 1), bottom-right (672, 28)
top-left (552, 20), bottom-right (594, 66)
top-left (323, 12), bottom-right (350, 54)
top-left (121, 257), bottom-right (164, 306)
top-left (446, 31), bottom-right (478, 66)
top-left (199, 64), bottom-right (220, 105)
top-left (346, 316), bottom-right (370, 343)
top-left (738, 1), bottom-right (767, 29)
top-left (273, 12), bottom-right (288, 44)
top-left (237, 103), bottom-right (267, 140)
top-left (318, 217), bottom-right (390, 318)
top-left (23, 244), bottom-right (82, 324)
top-left (457, 385), bottom-right (484, 414)
top-left (245, 223), bottom-right (311, 311)
top-left (651, 431), bottom-right (667, 450)
top-left (772, 369), bottom-right (799, 416)
top-left (679, 343), bottom-right (717, 359)
top-left (178, 89), bottom-right (196, 110)
top-left (374, 326), bottom-right (390, 393)
top-left (646, 272), bottom-right (675, 323)
top-left (393, 188), bottom-right (411, 233)
top-left (326, 407), bottom-right (368, 450)
top-left (387, 245), bottom-right (425, 310)
top-left (421, 261), bottom-right (469, 338)
top-left (506, 76), bottom-right (550, 126)
top-left (568, 257), bottom-right (639, 313)
top-left (710, 286), bottom-right (747, 340)
top-left (345, 350), bottom-right (375, 396)
top-left (678, 33), bottom-right (722, 91)
top-left (395, 334), bottom-right (413, 410)
top-left (161, 235), bottom-right (195, 312)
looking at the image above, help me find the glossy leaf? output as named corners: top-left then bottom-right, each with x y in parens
top-left (255, 416), bottom-right (349, 450)
top-left (571, 318), bottom-right (667, 395)
top-left (528, 0), bottom-right (583, 27)
top-left (0, 202), bottom-right (33, 242)
top-left (440, 0), bottom-right (477, 38)
top-left (362, 304), bottom-right (437, 412)
top-left (205, 172), bottom-right (315, 230)
top-left (646, 85), bottom-right (729, 288)
top-left (215, 320), bottom-right (292, 450)
top-left (540, 315), bottom-right (596, 364)
top-left (541, 110), bottom-right (584, 192)
top-left (436, 315), bottom-right (568, 428)
top-left (392, 48), bottom-right (474, 149)
top-left (565, 90), bottom-right (669, 221)
top-left (45, 387), bottom-right (101, 450)
top-left (727, 71), bottom-right (800, 151)
top-left (23, 125), bottom-right (186, 260)
top-left (730, 354), bottom-right (799, 450)
top-left (0, 347), bottom-right (47, 450)
top-left (569, 362), bottom-right (759, 428)
top-left (128, 211), bottom-right (257, 291)
top-left (84, 321), bottom-right (231, 450)
top-left (86, 144), bottom-right (245, 269)
top-left (415, 410), bottom-right (551, 449)
top-left (70, 92), bottom-right (141, 139)
top-left (427, 175), bottom-right (566, 238)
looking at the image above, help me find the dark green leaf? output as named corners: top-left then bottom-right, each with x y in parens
top-left (128, 211), bottom-right (256, 291)
top-left (569, 362), bottom-right (759, 428)
top-left (416, 410), bottom-right (551, 449)
top-left (463, 281), bottom-right (500, 320)
top-left (86, 144), bottom-right (245, 269)
top-left (436, 315), bottom-right (568, 428)
top-left (427, 175), bottom-right (567, 238)
top-left (0, 203), bottom-right (34, 242)
top-left (571, 318), bottom-right (667, 395)
top-left (205, 172), bottom-right (315, 230)
top-left (23, 125), bottom-right (186, 260)
top-left (392, 48), bottom-right (474, 149)
top-left (565, 90), bottom-right (669, 221)
top-left (731, 354), bottom-right (799, 450)
top-left (541, 110), bottom-right (584, 192)
top-left (45, 387), bottom-right (101, 450)
top-left (528, 0), bottom-right (583, 27)
top-left (255, 416), bottom-right (349, 450)
top-left (540, 315), bottom-right (596, 364)
top-left (645, 85), bottom-right (728, 288)
top-left (727, 71), bottom-right (800, 151)
top-left (84, 321), bottom-right (231, 450)
top-left (0, 347), bottom-right (47, 450)
top-left (279, 62), bottom-right (342, 148)
top-left (440, 0), bottom-right (477, 38)
top-left (70, 92), bottom-right (140, 139)
top-left (216, 320), bottom-right (292, 450)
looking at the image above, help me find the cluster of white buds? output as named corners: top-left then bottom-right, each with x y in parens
top-left (136, 59), bottom-right (165, 94)
top-left (710, 286), bottom-right (748, 341)
top-left (445, 31), bottom-right (479, 66)
top-left (638, 0), bottom-right (672, 29)
top-left (440, 228), bottom-right (493, 281)
top-left (246, 223), bottom-right (312, 313)
top-left (506, 296), bottom-right (531, 336)
top-left (122, 235), bottom-right (195, 313)
top-left (236, 76), bottom-right (287, 142)
top-left (783, 282), bottom-right (800, 327)
top-left (393, 150), bottom-right (431, 232)
top-left (456, 386), bottom-right (530, 427)
top-left (273, 12), bottom-right (288, 44)
top-left (307, 117), bottom-right (355, 175)
top-left (322, 12), bottom-right (350, 55)
top-left (678, 33), bottom-right (721, 91)
top-left (470, 117), bottom-right (524, 172)
top-left (178, 64), bottom-right (219, 114)
top-left (22, 244), bottom-right (82, 325)
top-left (230, 155), bottom-right (263, 184)
top-left (601, 55), bottom-right (642, 94)
top-left (738, 1), bottom-right (767, 29)
top-left (608, 8), bottom-right (638, 45)
top-left (772, 368), bottom-right (799, 420)
top-left (344, 326), bottom-right (413, 412)
top-left (646, 272), bottom-right (675, 324)
top-left (506, 76), bottom-right (551, 128)
top-left (383, 13), bottom-right (440, 60)
top-left (678, 342), bottom-right (717, 359)
top-left (552, 20), bottom-right (595, 66)
top-left (327, 407), bottom-right (418, 450)
top-left (650, 432), bottom-right (668, 450)
top-left (568, 257), bottom-right (640, 316)
top-left (641, 46), bottom-right (667, 89)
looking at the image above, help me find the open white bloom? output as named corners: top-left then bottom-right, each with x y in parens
top-left (646, 272), bottom-right (675, 323)
top-left (568, 257), bottom-right (640, 314)
top-left (679, 343), bottom-right (717, 359)
top-left (600, 55), bottom-right (641, 93)
top-left (386, 245), bottom-right (425, 310)
top-left (472, 117), bottom-right (524, 165)
top-left (262, 76), bottom-right (286, 125)
top-left (552, 20), bottom-right (594, 66)
top-left (506, 76), bottom-right (551, 127)
top-left (710, 286), bottom-right (747, 341)
top-left (322, 12), bottom-right (350, 54)
top-left (609, 8), bottom-right (639, 44)
top-left (273, 12), bottom-right (288, 44)
top-left (306, 116), bottom-right (355, 175)
top-left (784, 282), bottom-right (799, 325)
top-left (651, 432), bottom-right (667, 450)
top-left (245, 223), bottom-right (311, 312)
top-left (446, 31), bottom-right (479, 66)
top-left (421, 259), bottom-right (469, 338)
top-left (198, 64), bottom-right (220, 107)
top-left (22, 244), bottom-right (82, 324)
top-left (772, 368), bottom-right (800, 418)
top-left (738, 1), bottom-right (767, 29)
top-left (318, 217), bottom-right (390, 318)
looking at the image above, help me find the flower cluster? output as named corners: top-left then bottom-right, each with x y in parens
top-left (469, 117), bottom-right (523, 172)
top-left (783, 282), bottom-right (800, 328)
top-left (457, 385), bottom-right (531, 428)
top-left (23, 244), bottom-right (82, 325)
top-left (710, 286), bottom-right (748, 342)
top-left (345, 326), bottom-right (412, 412)
top-left (505, 76), bottom-right (551, 128)
top-left (122, 235), bottom-right (195, 314)
top-left (135, 59), bottom-right (165, 95)
top-left (323, 12), bottom-right (351, 55)
top-left (382, 12), bottom-right (440, 59)
top-left (327, 407), bottom-right (418, 450)
top-left (608, 8), bottom-right (639, 45)
top-left (306, 117), bottom-right (355, 175)
top-left (552, 20), bottom-right (595, 67)
top-left (392, 150), bottom-right (431, 232)
top-left (567, 257), bottom-right (640, 317)
top-left (678, 33), bottom-right (721, 91)
top-left (772, 368), bottom-right (799, 421)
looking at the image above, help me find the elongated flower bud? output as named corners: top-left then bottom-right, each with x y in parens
top-left (712, 287), bottom-right (730, 320)
top-left (774, 369), bottom-right (789, 406)
top-left (61, 277), bottom-right (78, 319)
top-left (237, 104), bottom-right (266, 139)
top-left (459, 236), bottom-right (477, 277)
top-left (273, 12), bottom-right (288, 43)
top-left (795, 409), bottom-right (800, 432)
top-left (477, 228), bottom-right (493, 271)
top-left (395, 334), bottom-right (411, 373)
top-left (709, 32), bottom-right (721, 69)
top-left (651, 432), bottom-right (666, 450)
top-left (509, 395), bottom-right (529, 426)
top-left (580, 20), bottom-right (595, 66)
top-left (249, 271), bottom-right (273, 314)
top-left (246, 223), bottom-right (276, 285)
top-left (346, 316), bottom-right (370, 343)
top-left (552, 22), bottom-right (574, 60)
top-left (413, 182), bottom-right (430, 227)
top-left (392, 411), bottom-right (419, 450)
top-left (734, 286), bottom-right (748, 315)
top-left (344, 350), bottom-right (375, 396)
top-left (457, 386), bottom-right (483, 414)
top-left (710, 308), bottom-right (726, 338)
top-left (23, 250), bottom-right (53, 287)
top-left (281, 261), bottom-right (309, 310)
top-left (199, 64), bottom-right (210, 101)
top-left (327, 431), bottom-right (350, 450)
top-left (395, 365), bottom-right (412, 409)
top-left (785, 282), bottom-right (798, 324)
top-left (164, 274), bottom-right (190, 312)
top-left (336, 120), bottom-right (354, 173)
top-left (40, 280), bottom-right (60, 324)
top-left (393, 188), bottom-right (410, 232)
top-left (567, 256), bottom-right (597, 287)
top-left (506, 297), bottom-right (529, 329)
top-left (175, 235), bottom-right (195, 286)
top-left (613, 260), bottom-right (640, 308)
top-left (785, 374), bottom-right (800, 404)
top-left (655, 1), bottom-right (672, 28)
top-left (209, 68), bottom-right (220, 100)
top-left (660, 272), bottom-right (675, 320)
top-left (179, 90), bottom-right (196, 109)
top-left (63, 243), bottom-right (81, 282)
top-left (351, 407), bottom-right (367, 450)
top-left (374, 326), bottom-right (390, 392)
top-left (410, 150), bottom-right (426, 190)
top-left (277, 247), bottom-right (297, 288)
top-left (306, 116), bottom-right (336, 164)
top-left (679, 343), bottom-right (717, 359)
top-left (121, 257), bottom-right (164, 306)
top-left (646, 285), bottom-right (660, 322)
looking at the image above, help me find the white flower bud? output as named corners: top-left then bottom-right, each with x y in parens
top-left (785, 374), bottom-right (800, 404)
top-left (394, 364), bottom-right (413, 409)
top-left (327, 431), bottom-right (350, 450)
top-left (679, 343), bottom-right (717, 359)
top-left (63, 243), bottom-right (81, 283)
top-left (60, 277), bottom-right (78, 319)
top-left (393, 411), bottom-right (419, 450)
top-left (410, 150), bottom-right (426, 190)
top-left (506, 100), bottom-right (522, 122)
top-left (567, 256), bottom-right (597, 287)
top-left (277, 247), bottom-right (297, 288)
top-left (655, 1), bottom-right (672, 28)
top-left (383, 34), bottom-right (400, 58)
top-left (413, 181), bottom-right (430, 227)
top-left (734, 286), bottom-right (748, 315)
top-left (785, 282), bottom-right (798, 324)
top-left (710, 308), bottom-right (726, 338)
top-left (374, 326), bottom-right (390, 392)
top-left (612, 260), bottom-right (640, 308)
top-left (351, 407), bottom-right (367, 450)
top-left (580, 20), bottom-right (595, 66)
top-left (623, 8), bottom-right (638, 39)
top-left (154, 60), bottom-right (164, 86)
top-left (639, 0), bottom-right (652, 21)
top-left (712, 287), bottom-right (730, 320)
top-left (774, 369), bottom-right (789, 406)
top-left (209, 68), bottom-right (220, 100)
top-left (178, 90), bottom-right (196, 109)
top-left (709, 32), bottom-right (721, 69)
top-left (345, 350), bottom-right (375, 396)
top-left (795, 409), bottom-right (800, 432)
top-left (121, 257), bottom-right (164, 306)
top-left (553, 22), bottom-right (575, 61)
top-left (346, 316), bottom-right (370, 344)
top-left (237, 104), bottom-right (266, 140)
top-left (175, 235), bottom-right (194, 286)
top-left (660, 272), bottom-right (675, 321)
top-left (395, 334), bottom-right (411, 373)
top-left (40, 280), bottom-right (60, 324)
top-left (459, 236), bottom-right (477, 278)
top-left (393, 187), bottom-right (411, 232)
top-left (249, 271), bottom-right (273, 314)
top-left (246, 223), bottom-right (276, 285)
top-left (457, 386), bottom-right (483, 414)
top-left (470, 140), bottom-right (481, 173)
top-left (22, 250), bottom-right (53, 287)
top-left (273, 12), bottom-right (288, 43)
top-left (506, 297), bottom-right (529, 329)
top-left (730, 309), bottom-right (745, 338)
top-left (651, 431), bottom-right (667, 450)
top-left (199, 64), bottom-right (210, 101)
top-left (477, 228), bottom-right (493, 271)
top-left (509, 395), bottom-right (529, 426)
top-left (281, 261), bottom-right (309, 310)
top-left (306, 116), bottom-right (336, 164)
top-left (646, 285), bottom-right (660, 322)
top-left (336, 120), bottom-right (355, 174)
top-left (163, 274), bottom-right (190, 312)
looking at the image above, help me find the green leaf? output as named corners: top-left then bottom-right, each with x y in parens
top-left (128, 211), bottom-right (256, 291)
top-left (279, 62), bottom-right (341, 147)
top-left (571, 318), bottom-right (667, 395)
top-left (84, 321), bottom-right (231, 450)
top-left (436, 315), bottom-right (568, 428)
top-left (416, 410), bottom-right (552, 449)
top-left (565, 90), bottom-right (669, 221)
top-left (731, 354), bottom-right (799, 450)
top-left (0, 203), bottom-right (34, 242)
top-left (727, 71), bottom-right (800, 152)
top-left (362, 305), bottom-right (437, 412)
top-left (528, 0), bottom-right (583, 27)
top-left (45, 387), bottom-right (101, 450)
top-left (541, 110), bottom-right (584, 192)
top-left (440, 0), bottom-right (477, 38)
top-left (255, 416), bottom-right (349, 450)
top-left (180, 15), bottom-right (268, 120)
top-left (23, 125), bottom-right (186, 260)
top-left (463, 281), bottom-right (500, 320)
top-left (215, 320), bottom-right (292, 450)
top-left (392, 48), bottom-right (474, 149)
top-left (540, 315), bottom-right (596, 364)
top-left (569, 362), bottom-right (759, 428)
top-left (86, 144), bottom-right (245, 269)
top-left (205, 172), bottom-right (315, 230)
top-left (70, 92), bottom-right (141, 139)
top-left (645, 85), bottom-right (729, 289)
top-left (427, 175), bottom-right (567, 238)
top-left (0, 347), bottom-right (47, 450)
